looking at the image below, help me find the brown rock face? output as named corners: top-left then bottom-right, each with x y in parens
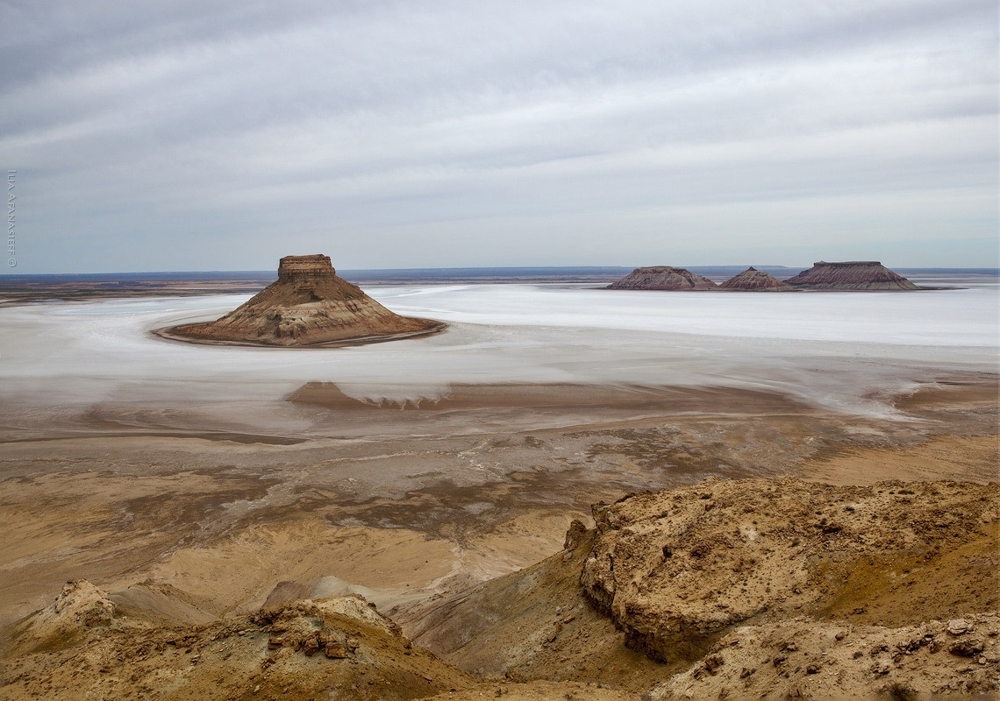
top-left (784, 261), bottom-right (919, 290)
top-left (579, 478), bottom-right (997, 664)
top-left (156, 254), bottom-right (444, 347)
top-left (719, 267), bottom-right (793, 291)
top-left (608, 266), bottom-right (718, 291)
top-left (276, 254), bottom-right (338, 282)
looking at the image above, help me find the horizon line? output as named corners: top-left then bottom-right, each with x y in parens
top-left (2, 264), bottom-right (1000, 278)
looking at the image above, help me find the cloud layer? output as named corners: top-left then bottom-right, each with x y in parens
top-left (1, 0), bottom-right (996, 272)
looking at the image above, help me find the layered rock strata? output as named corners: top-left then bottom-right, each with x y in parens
top-left (719, 267), bottom-right (793, 291)
top-left (785, 261), bottom-right (919, 290)
top-left (155, 254), bottom-right (444, 347)
top-left (608, 266), bottom-right (718, 291)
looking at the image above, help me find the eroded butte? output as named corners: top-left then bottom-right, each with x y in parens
top-left (154, 254), bottom-right (444, 347)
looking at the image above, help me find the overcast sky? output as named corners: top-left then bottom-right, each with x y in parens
top-left (1, 0), bottom-right (996, 273)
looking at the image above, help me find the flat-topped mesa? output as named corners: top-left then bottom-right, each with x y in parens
top-left (608, 266), bottom-right (718, 291)
top-left (154, 254), bottom-right (445, 347)
top-left (719, 267), bottom-right (793, 291)
top-left (785, 261), bottom-right (919, 290)
top-left (277, 254), bottom-right (336, 282)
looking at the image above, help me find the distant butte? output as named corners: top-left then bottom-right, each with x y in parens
top-left (785, 261), bottom-right (919, 290)
top-left (608, 266), bottom-right (718, 291)
top-left (719, 267), bottom-right (793, 291)
top-left (154, 254), bottom-right (445, 347)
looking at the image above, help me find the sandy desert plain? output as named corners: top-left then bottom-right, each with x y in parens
top-left (0, 270), bottom-right (998, 700)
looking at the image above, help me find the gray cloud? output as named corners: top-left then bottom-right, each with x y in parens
top-left (1, 0), bottom-right (996, 272)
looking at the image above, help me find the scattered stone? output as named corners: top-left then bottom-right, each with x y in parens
top-left (324, 642), bottom-right (347, 659)
top-left (947, 619), bottom-right (971, 636)
top-left (949, 639), bottom-right (985, 658)
top-left (703, 655), bottom-right (723, 674)
top-left (302, 635), bottom-right (321, 657)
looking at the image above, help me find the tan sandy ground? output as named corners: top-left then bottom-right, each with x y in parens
top-left (1, 376), bottom-right (996, 699)
top-left (799, 434), bottom-right (997, 485)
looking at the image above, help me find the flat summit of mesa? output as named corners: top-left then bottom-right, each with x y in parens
top-left (155, 255), bottom-right (444, 347)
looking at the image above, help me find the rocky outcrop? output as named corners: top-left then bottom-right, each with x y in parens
top-left (1, 584), bottom-right (636, 701)
top-left (155, 255), bottom-right (444, 347)
top-left (784, 261), bottom-right (919, 290)
top-left (2, 588), bottom-right (478, 701)
top-left (719, 267), bottom-right (793, 291)
top-left (580, 478), bottom-right (998, 664)
top-left (401, 477), bottom-right (999, 699)
top-left (608, 266), bottom-right (718, 291)
top-left (6, 580), bottom-right (117, 656)
top-left (647, 613), bottom-right (1000, 700)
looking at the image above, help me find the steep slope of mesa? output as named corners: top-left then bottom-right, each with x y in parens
top-left (155, 254), bottom-right (444, 347)
top-left (784, 261), bottom-right (919, 290)
top-left (608, 266), bottom-right (718, 291)
top-left (719, 266), bottom-right (793, 291)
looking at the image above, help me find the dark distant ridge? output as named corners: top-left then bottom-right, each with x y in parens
top-left (1, 265), bottom-right (990, 306)
top-left (4, 265), bottom-right (999, 281)
top-left (0, 271), bottom-right (275, 283)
